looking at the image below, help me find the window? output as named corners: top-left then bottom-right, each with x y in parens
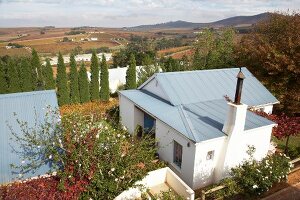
top-left (206, 150), bottom-right (214, 160)
top-left (173, 141), bottom-right (183, 168)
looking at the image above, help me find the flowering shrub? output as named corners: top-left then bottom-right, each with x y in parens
top-left (10, 106), bottom-right (165, 199)
top-left (231, 147), bottom-right (292, 197)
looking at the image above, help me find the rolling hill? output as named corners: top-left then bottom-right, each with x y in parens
top-left (130, 13), bottom-right (270, 30)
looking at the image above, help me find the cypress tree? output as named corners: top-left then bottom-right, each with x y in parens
top-left (125, 53), bottom-right (137, 89)
top-left (78, 62), bottom-right (90, 103)
top-left (31, 49), bottom-right (44, 90)
top-left (69, 54), bottom-right (80, 103)
top-left (43, 59), bottom-right (55, 90)
top-left (7, 58), bottom-right (21, 93)
top-left (56, 52), bottom-right (69, 105)
top-left (90, 51), bottom-right (100, 101)
top-left (192, 48), bottom-right (203, 70)
top-left (0, 61), bottom-right (8, 94)
top-left (20, 58), bottom-right (33, 92)
top-left (100, 54), bottom-right (109, 101)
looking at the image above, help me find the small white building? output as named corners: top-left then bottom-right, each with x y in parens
top-left (44, 53), bottom-right (112, 66)
top-left (90, 37), bottom-right (98, 41)
top-left (119, 68), bottom-right (279, 190)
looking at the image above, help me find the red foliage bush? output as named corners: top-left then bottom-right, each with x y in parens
top-left (255, 112), bottom-right (300, 139)
top-left (0, 176), bottom-right (87, 200)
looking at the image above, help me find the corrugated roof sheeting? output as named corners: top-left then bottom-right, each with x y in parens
top-left (155, 68), bottom-right (278, 106)
top-left (0, 90), bottom-right (59, 184)
top-left (120, 90), bottom-right (275, 143)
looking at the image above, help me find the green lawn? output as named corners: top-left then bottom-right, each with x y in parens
top-left (272, 135), bottom-right (300, 159)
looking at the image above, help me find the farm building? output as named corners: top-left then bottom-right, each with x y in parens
top-left (44, 53), bottom-right (112, 65)
top-left (0, 90), bottom-right (59, 184)
top-left (119, 67), bottom-right (278, 189)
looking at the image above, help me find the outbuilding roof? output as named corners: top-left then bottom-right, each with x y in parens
top-left (0, 90), bottom-right (59, 184)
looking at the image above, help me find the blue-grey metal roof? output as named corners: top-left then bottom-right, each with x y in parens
top-left (142, 67), bottom-right (278, 106)
top-left (120, 90), bottom-right (275, 143)
top-left (0, 90), bottom-right (59, 184)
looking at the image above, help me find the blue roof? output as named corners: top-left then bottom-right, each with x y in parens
top-left (0, 90), bottom-right (59, 184)
top-left (140, 67), bottom-right (278, 106)
top-left (120, 90), bottom-right (275, 143)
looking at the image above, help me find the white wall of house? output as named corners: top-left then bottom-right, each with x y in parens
top-left (119, 95), bottom-right (135, 134)
top-left (155, 120), bottom-right (196, 188)
top-left (119, 94), bottom-right (144, 134)
top-left (193, 137), bottom-right (226, 189)
top-left (142, 78), bottom-right (170, 102)
top-left (253, 105), bottom-right (274, 114)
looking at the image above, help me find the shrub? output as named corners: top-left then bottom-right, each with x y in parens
top-left (230, 148), bottom-right (292, 197)
top-left (10, 106), bottom-right (164, 199)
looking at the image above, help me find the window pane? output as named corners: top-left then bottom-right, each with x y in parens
top-left (173, 141), bottom-right (182, 168)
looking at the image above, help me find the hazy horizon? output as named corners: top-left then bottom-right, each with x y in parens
top-left (0, 0), bottom-right (299, 28)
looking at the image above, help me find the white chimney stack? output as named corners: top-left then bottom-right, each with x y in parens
top-left (215, 68), bottom-right (248, 181)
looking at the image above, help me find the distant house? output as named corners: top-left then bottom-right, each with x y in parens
top-left (90, 37), bottom-right (98, 41)
top-left (119, 68), bottom-right (278, 189)
top-left (0, 90), bottom-right (59, 184)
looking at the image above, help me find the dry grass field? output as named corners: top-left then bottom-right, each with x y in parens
top-left (0, 28), bottom-right (129, 56)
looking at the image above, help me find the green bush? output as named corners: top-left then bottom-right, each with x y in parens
top-left (231, 148), bottom-right (292, 197)
top-left (11, 108), bottom-right (164, 199)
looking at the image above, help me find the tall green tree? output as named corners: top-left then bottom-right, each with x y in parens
top-left (192, 48), bottom-right (203, 70)
top-left (137, 55), bottom-right (159, 86)
top-left (193, 28), bottom-right (235, 70)
top-left (100, 54), bottom-right (109, 101)
top-left (0, 61), bottom-right (8, 94)
top-left (19, 58), bottom-right (33, 92)
top-left (125, 53), bottom-right (137, 89)
top-left (78, 62), bottom-right (90, 103)
top-left (90, 51), bottom-right (100, 101)
top-left (69, 54), bottom-right (80, 103)
top-left (31, 49), bottom-right (44, 90)
top-left (236, 12), bottom-right (300, 115)
top-left (56, 52), bottom-right (69, 105)
top-left (7, 58), bottom-right (21, 93)
top-left (43, 59), bottom-right (56, 90)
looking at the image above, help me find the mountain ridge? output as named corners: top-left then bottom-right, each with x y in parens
top-left (129, 13), bottom-right (270, 30)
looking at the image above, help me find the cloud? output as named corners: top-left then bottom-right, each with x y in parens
top-left (0, 0), bottom-right (299, 27)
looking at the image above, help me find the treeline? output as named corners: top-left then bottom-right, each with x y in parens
top-left (0, 49), bottom-right (55, 94)
top-left (112, 35), bottom-right (188, 68)
top-left (65, 30), bottom-right (86, 35)
top-left (0, 50), bottom-right (112, 106)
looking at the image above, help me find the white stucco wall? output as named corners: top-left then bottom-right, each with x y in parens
top-left (252, 104), bottom-right (274, 114)
top-left (119, 94), bottom-right (144, 135)
top-left (155, 120), bottom-right (196, 188)
top-left (193, 137), bottom-right (226, 189)
top-left (142, 78), bottom-right (170, 102)
top-left (119, 94), bottom-right (135, 134)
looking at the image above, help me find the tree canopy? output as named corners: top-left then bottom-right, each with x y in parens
top-left (69, 54), bottom-right (80, 103)
top-left (56, 52), bottom-right (69, 105)
top-left (125, 53), bottom-right (137, 89)
top-left (236, 12), bottom-right (300, 115)
top-left (90, 51), bottom-right (100, 101)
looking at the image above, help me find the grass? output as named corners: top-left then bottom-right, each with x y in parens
top-left (272, 135), bottom-right (300, 159)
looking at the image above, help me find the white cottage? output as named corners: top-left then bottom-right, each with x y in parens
top-left (118, 67), bottom-right (279, 190)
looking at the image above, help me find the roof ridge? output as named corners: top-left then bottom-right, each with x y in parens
top-left (0, 90), bottom-right (56, 100)
top-left (177, 105), bottom-right (197, 142)
top-left (156, 67), bottom-right (246, 76)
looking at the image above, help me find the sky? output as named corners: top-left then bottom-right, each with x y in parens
top-left (0, 0), bottom-right (299, 27)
